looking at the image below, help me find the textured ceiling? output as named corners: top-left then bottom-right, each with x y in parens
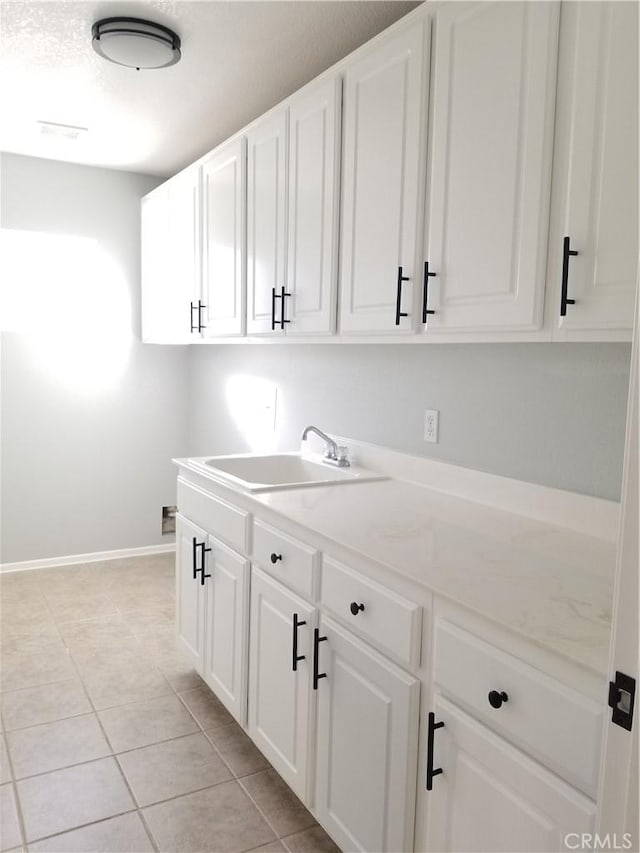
top-left (0, 0), bottom-right (420, 176)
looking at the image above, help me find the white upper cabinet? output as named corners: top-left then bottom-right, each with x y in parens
top-left (168, 168), bottom-right (201, 340)
top-left (246, 110), bottom-right (288, 335)
top-left (422, 1), bottom-right (560, 335)
top-left (339, 20), bottom-right (429, 335)
top-left (547, 1), bottom-right (639, 340)
top-left (201, 138), bottom-right (246, 338)
top-left (286, 78), bottom-right (341, 335)
top-left (141, 167), bottom-right (200, 343)
top-left (142, 0), bottom-right (637, 345)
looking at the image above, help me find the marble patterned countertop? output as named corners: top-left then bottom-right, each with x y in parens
top-left (176, 441), bottom-right (618, 676)
top-left (252, 478), bottom-right (615, 675)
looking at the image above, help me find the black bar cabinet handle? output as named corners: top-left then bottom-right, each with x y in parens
top-left (426, 712), bottom-right (444, 790)
top-left (198, 542), bottom-right (211, 585)
top-left (422, 261), bottom-right (437, 325)
top-left (198, 299), bottom-right (207, 332)
top-left (313, 627), bottom-right (328, 689)
top-left (280, 286), bottom-right (291, 330)
top-left (395, 266), bottom-right (410, 325)
top-left (292, 613), bottom-right (307, 672)
top-left (560, 236), bottom-right (578, 317)
top-left (271, 288), bottom-right (277, 331)
top-left (190, 302), bottom-right (198, 333)
top-left (192, 536), bottom-right (199, 580)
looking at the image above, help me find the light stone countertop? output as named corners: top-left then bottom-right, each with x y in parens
top-left (176, 453), bottom-right (617, 676)
top-left (250, 478), bottom-right (615, 676)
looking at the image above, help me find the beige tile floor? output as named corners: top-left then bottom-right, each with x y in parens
top-left (0, 554), bottom-right (341, 853)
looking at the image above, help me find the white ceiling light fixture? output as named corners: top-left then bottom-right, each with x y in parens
top-left (92, 17), bottom-right (181, 70)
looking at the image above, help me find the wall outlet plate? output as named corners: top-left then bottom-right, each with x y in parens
top-left (424, 409), bottom-right (439, 443)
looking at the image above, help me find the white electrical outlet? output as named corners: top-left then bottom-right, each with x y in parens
top-left (424, 409), bottom-right (439, 443)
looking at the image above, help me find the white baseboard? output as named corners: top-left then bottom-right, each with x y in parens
top-left (0, 543), bottom-right (176, 574)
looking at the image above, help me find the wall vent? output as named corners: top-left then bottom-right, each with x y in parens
top-left (37, 121), bottom-right (88, 141)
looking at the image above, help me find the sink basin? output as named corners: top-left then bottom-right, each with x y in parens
top-left (190, 452), bottom-right (387, 492)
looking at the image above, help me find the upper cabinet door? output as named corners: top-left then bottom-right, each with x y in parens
top-left (201, 138), bottom-right (246, 338)
top-left (339, 21), bottom-right (429, 335)
top-left (168, 168), bottom-right (202, 340)
top-left (286, 77), bottom-right (341, 336)
top-left (549, 1), bottom-right (638, 340)
top-left (141, 168), bottom-right (200, 344)
top-left (246, 110), bottom-right (288, 335)
top-left (423, 2), bottom-right (559, 334)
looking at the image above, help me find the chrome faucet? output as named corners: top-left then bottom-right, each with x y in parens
top-left (301, 426), bottom-right (350, 467)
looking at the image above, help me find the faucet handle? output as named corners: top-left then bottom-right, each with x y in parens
top-left (335, 446), bottom-right (350, 467)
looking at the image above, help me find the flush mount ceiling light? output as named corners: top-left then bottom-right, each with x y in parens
top-left (92, 17), bottom-right (181, 70)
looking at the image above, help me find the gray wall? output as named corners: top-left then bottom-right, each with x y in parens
top-left (188, 342), bottom-right (631, 501)
top-left (1, 154), bottom-right (190, 564)
top-left (0, 153), bottom-right (631, 565)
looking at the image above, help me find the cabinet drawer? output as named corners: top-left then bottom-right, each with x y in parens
top-left (321, 557), bottom-right (422, 668)
top-left (177, 478), bottom-right (250, 553)
top-left (252, 520), bottom-right (318, 600)
top-left (434, 620), bottom-right (603, 798)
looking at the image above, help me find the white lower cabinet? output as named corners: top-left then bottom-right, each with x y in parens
top-left (176, 513), bottom-right (249, 725)
top-left (248, 566), bottom-right (316, 800)
top-left (175, 514), bottom-right (208, 672)
top-left (176, 479), bottom-right (602, 853)
top-left (202, 537), bottom-right (249, 724)
top-left (315, 616), bottom-right (420, 853)
top-left (425, 696), bottom-right (596, 853)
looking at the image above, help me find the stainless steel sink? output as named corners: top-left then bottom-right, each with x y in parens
top-left (190, 452), bottom-right (386, 492)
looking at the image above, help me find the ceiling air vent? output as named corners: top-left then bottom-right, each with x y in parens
top-left (37, 121), bottom-right (88, 141)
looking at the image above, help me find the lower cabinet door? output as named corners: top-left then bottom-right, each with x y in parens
top-left (248, 567), bottom-right (316, 800)
top-left (314, 616), bottom-right (420, 853)
top-left (425, 696), bottom-right (596, 853)
top-left (175, 514), bottom-right (208, 673)
top-left (202, 536), bottom-right (249, 725)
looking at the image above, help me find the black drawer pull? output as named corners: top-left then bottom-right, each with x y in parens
top-left (292, 613), bottom-right (306, 672)
top-left (270, 553), bottom-right (282, 564)
top-left (426, 712), bottom-right (444, 790)
top-left (488, 690), bottom-right (508, 709)
top-left (395, 266), bottom-right (410, 325)
top-left (349, 602), bottom-right (365, 616)
top-left (313, 627), bottom-right (328, 690)
top-left (422, 261), bottom-right (437, 325)
top-left (560, 236), bottom-right (578, 316)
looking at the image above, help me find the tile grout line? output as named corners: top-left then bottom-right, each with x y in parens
top-left (2, 726), bottom-right (29, 852)
top-left (1, 557), bottom-right (319, 853)
top-left (173, 692), bottom-right (287, 846)
top-left (65, 635), bottom-right (161, 853)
